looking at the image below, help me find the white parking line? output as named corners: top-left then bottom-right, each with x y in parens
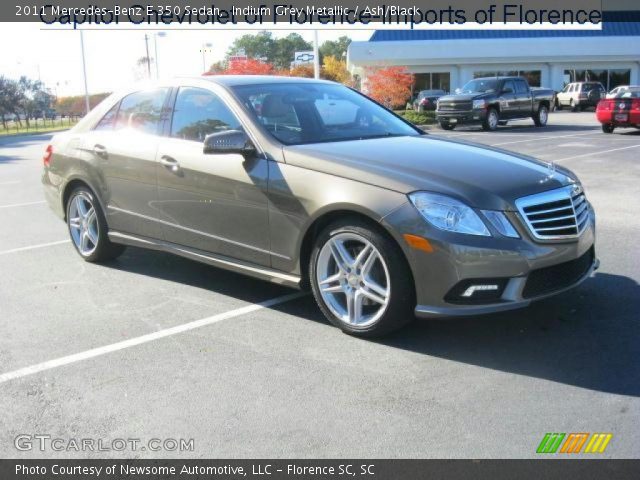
top-left (490, 131), bottom-right (599, 146)
top-left (0, 291), bottom-right (306, 384)
top-left (0, 239), bottom-right (70, 256)
top-left (556, 144), bottom-right (640, 162)
top-left (0, 200), bottom-right (46, 209)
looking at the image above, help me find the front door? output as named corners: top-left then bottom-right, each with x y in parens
top-left (155, 86), bottom-right (271, 266)
top-left (498, 80), bottom-right (518, 118)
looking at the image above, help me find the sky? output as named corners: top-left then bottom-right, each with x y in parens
top-left (0, 24), bottom-right (372, 97)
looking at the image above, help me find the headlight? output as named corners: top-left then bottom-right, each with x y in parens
top-left (409, 192), bottom-right (490, 236)
top-left (472, 99), bottom-right (486, 109)
top-left (481, 211), bottom-right (519, 238)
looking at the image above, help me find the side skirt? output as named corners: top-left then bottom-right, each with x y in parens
top-left (108, 230), bottom-right (301, 289)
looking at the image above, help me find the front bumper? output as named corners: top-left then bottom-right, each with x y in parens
top-left (436, 109), bottom-right (487, 125)
top-left (381, 202), bottom-right (597, 318)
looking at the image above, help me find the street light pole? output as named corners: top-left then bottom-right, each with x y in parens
top-left (202, 42), bottom-right (212, 73)
top-left (154, 34), bottom-right (159, 79)
top-left (144, 34), bottom-right (151, 79)
top-left (313, 30), bottom-right (320, 79)
top-left (79, 30), bottom-right (90, 115)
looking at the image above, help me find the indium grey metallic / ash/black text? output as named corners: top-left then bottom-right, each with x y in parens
top-left (43, 76), bottom-right (597, 337)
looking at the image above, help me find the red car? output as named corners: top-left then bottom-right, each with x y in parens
top-left (596, 89), bottom-right (640, 133)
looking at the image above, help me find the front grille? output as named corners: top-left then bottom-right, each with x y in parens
top-left (522, 247), bottom-right (594, 299)
top-left (438, 101), bottom-right (472, 111)
top-left (516, 185), bottom-right (590, 240)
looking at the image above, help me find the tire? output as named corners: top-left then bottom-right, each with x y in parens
top-left (439, 121), bottom-right (456, 130)
top-left (602, 124), bottom-right (614, 134)
top-left (482, 108), bottom-right (499, 131)
top-left (309, 218), bottom-right (415, 337)
top-left (533, 104), bottom-right (549, 127)
top-left (66, 186), bottom-right (125, 262)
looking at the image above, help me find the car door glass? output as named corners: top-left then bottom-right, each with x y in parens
top-left (503, 81), bottom-right (516, 94)
top-left (94, 103), bottom-right (119, 131)
top-left (170, 87), bottom-right (242, 142)
top-left (115, 88), bottom-right (169, 135)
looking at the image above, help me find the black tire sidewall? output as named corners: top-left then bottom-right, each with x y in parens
top-left (309, 219), bottom-right (415, 337)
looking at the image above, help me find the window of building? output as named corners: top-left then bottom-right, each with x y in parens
top-left (413, 72), bottom-right (451, 94)
top-left (473, 70), bottom-right (541, 87)
top-left (170, 87), bottom-right (242, 142)
top-left (115, 88), bottom-right (169, 135)
top-left (563, 69), bottom-right (631, 90)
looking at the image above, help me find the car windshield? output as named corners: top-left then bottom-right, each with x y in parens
top-left (460, 79), bottom-right (498, 94)
top-left (232, 82), bottom-right (420, 145)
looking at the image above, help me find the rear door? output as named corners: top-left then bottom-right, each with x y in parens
top-left (155, 85), bottom-right (271, 266)
top-left (513, 79), bottom-right (532, 116)
top-left (82, 88), bottom-right (170, 239)
top-left (499, 80), bottom-right (518, 118)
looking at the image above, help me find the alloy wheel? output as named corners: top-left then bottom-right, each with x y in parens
top-left (68, 193), bottom-right (99, 256)
top-left (539, 106), bottom-right (548, 125)
top-left (488, 110), bottom-right (498, 130)
top-left (316, 233), bottom-right (390, 327)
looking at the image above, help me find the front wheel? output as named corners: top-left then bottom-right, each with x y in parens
top-left (534, 104), bottom-right (549, 127)
top-left (310, 219), bottom-right (415, 337)
top-left (482, 108), bottom-right (499, 131)
top-left (66, 187), bottom-right (125, 262)
top-left (602, 124), bottom-right (614, 134)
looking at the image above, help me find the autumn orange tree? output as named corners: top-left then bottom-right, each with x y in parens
top-left (365, 66), bottom-right (414, 109)
top-left (288, 64), bottom-right (315, 78)
top-left (205, 58), bottom-right (275, 76)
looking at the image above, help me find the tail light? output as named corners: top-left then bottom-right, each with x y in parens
top-left (596, 99), bottom-right (613, 111)
top-left (632, 98), bottom-right (640, 111)
top-left (43, 145), bottom-right (53, 167)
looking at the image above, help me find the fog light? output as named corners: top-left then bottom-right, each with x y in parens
top-left (461, 284), bottom-right (500, 297)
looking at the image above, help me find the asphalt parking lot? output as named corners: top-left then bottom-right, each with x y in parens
top-left (0, 111), bottom-right (639, 459)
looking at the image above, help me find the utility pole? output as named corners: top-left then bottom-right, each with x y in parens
top-left (202, 42), bottom-right (212, 73)
top-left (154, 35), bottom-right (159, 79)
top-left (313, 30), bottom-right (320, 79)
top-left (144, 34), bottom-right (151, 79)
top-left (79, 30), bottom-right (90, 115)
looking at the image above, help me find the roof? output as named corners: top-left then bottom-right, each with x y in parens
top-left (369, 11), bottom-right (640, 42)
top-left (201, 75), bottom-right (333, 86)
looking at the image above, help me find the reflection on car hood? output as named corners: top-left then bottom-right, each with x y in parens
top-left (283, 135), bottom-right (575, 211)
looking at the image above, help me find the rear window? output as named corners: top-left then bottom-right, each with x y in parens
top-left (582, 83), bottom-right (602, 92)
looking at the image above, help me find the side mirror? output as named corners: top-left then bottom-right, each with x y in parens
top-left (203, 130), bottom-right (256, 157)
top-left (501, 87), bottom-right (514, 94)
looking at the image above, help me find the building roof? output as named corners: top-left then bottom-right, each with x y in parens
top-left (370, 12), bottom-right (640, 42)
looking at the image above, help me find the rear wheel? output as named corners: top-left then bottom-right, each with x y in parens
top-left (533, 104), bottom-right (549, 127)
top-left (310, 219), bottom-right (414, 337)
top-left (482, 108), bottom-right (499, 131)
top-left (602, 124), bottom-right (614, 134)
top-left (66, 187), bottom-right (125, 262)
top-left (439, 121), bottom-right (456, 130)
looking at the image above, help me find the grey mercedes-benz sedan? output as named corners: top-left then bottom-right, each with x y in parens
top-left (42, 76), bottom-right (597, 337)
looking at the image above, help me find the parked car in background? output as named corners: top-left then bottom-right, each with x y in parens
top-left (556, 82), bottom-right (605, 111)
top-left (435, 76), bottom-right (554, 131)
top-left (42, 76), bottom-right (597, 337)
top-left (596, 88), bottom-right (640, 133)
top-left (606, 85), bottom-right (640, 98)
top-left (413, 89), bottom-right (446, 112)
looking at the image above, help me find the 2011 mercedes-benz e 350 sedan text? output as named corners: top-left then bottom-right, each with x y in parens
top-left (43, 76), bottom-right (598, 337)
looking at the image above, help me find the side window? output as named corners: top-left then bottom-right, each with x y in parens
top-left (115, 88), bottom-right (169, 135)
top-left (515, 80), bottom-right (528, 94)
top-left (94, 103), bottom-right (119, 131)
top-left (503, 81), bottom-right (516, 93)
top-left (170, 87), bottom-right (242, 142)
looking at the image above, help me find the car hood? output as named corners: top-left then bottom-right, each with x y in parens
top-left (282, 135), bottom-right (576, 211)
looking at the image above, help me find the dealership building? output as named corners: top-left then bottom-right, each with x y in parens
top-left (347, 19), bottom-right (640, 93)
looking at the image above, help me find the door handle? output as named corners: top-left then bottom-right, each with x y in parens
top-left (93, 144), bottom-right (108, 158)
top-left (160, 155), bottom-right (180, 173)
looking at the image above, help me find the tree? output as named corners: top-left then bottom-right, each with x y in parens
top-left (0, 76), bottom-right (22, 128)
top-left (55, 93), bottom-right (110, 116)
top-left (288, 64), bottom-right (314, 78)
top-left (365, 67), bottom-right (414, 109)
top-left (319, 36), bottom-right (351, 62)
top-left (225, 31), bottom-right (312, 70)
top-left (321, 56), bottom-right (352, 84)
top-left (134, 56), bottom-right (154, 80)
top-left (209, 58), bottom-right (275, 75)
